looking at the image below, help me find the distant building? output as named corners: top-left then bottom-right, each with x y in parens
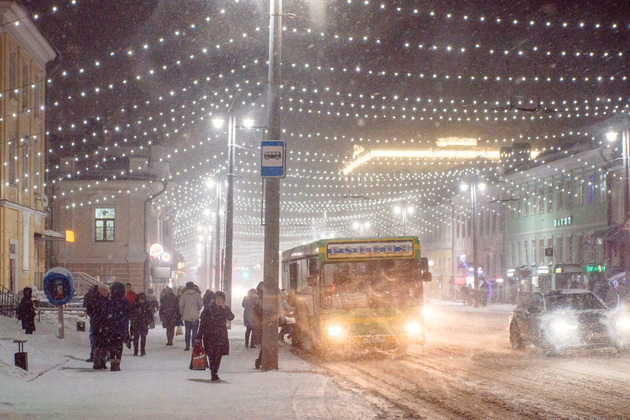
top-left (0, 1), bottom-right (57, 293)
top-left (50, 146), bottom-right (175, 293)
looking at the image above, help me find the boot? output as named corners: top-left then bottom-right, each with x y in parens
top-left (93, 349), bottom-right (106, 370)
top-left (111, 359), bottom-right (121, 371)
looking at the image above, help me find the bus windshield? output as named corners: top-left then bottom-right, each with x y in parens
top-left (321, 259), bottom-right (423, 309)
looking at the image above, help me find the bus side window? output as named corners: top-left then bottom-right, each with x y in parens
top-left (307, 257), bottom-right (318, 286)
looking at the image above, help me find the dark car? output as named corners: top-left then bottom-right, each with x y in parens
top-left (509, 289), bottom-right (630, 355)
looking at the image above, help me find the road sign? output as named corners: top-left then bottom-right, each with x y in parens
top-left (261, 140), bottom-right (285, 177)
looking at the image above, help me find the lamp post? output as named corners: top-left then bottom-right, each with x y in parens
top-left (393, 200), bottom-right (414, 235)
top-left (607, 126), bottom-right (630, 285)
top-left (206, 178), bottom-right (222, 292)
top-left (460, 180), bottom-right (486, 307)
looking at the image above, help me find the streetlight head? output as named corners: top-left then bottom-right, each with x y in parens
top-left (364, 222), bottom-right (371, 228)
top-left (205, 178), bottom-right (216, 188)
top-left (353, 221), bottom-right (360, 229)
top-left (407, 206), bottom-right (415, 215)
top-left (212, 118), bottom-right (225, 129)
top-left (203, 208), bottom-right (211, 217)
top-left (606, 131), bottom-right (619, 142)
top-left (477, 182), bottom-right (486, 191)
top-left (460, 183), bottom-right (469, 192)
top-left (243, 119), bottom-right (255, 128)
top-left (393, 206), bottom-right (401, 214)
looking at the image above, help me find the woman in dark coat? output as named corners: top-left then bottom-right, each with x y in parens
top-left (159, 287), bottom-right (181, 346)
top-left (92, 284), bottom-right (111, 370)
top-left (197, 291), bottom-right (235, 381)
top-left (106, 282), bottom-right (131, 371)
top-left (130, 293), bottom-right (152, 356)
top-left (242, 288), bottom-right (257, 348)
top-left (16, 287), bottom-right (36, 334)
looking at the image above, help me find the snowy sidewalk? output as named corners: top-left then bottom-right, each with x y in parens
top-left (0, 314), bottom-right (378, 419)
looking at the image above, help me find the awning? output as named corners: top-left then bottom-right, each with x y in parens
top-left (594, 225), bottom-right (630, 243)
top-left (35, 230), bottom-right (66, 240)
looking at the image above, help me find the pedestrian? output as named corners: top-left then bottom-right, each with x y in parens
top-left (124, 282), bottom-right (137, 305)
top-left (197, 291), bottom-right (235, 381)
top-left (83, 285), bottom-right (99, 361)
top-left (92, 284), bottom-right (111, 370)
top-left (278, 289), bottom-right (294, 343)
top-left (145, 288), bottom-right (159, 329)
top-left (130, 293), bottom-right (152, 356)
top-left (159, 287), bottom-right (181, 346)
top-left (253, 281), bottom-right (264, 346)
top-left (179, 281), bottom-right (203, 351)
top-left (106, 282), bottom-right (131, 371)
top-left (242, 288), bottom-right (257, 348)
top-left (16, 287), bottom-right (36, 334)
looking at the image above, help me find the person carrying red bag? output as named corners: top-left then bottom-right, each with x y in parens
top-left (196, 291), bottom-right (235, 381)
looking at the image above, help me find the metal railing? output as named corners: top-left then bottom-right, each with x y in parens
top-left (0, 284), bottom-right (20, 318)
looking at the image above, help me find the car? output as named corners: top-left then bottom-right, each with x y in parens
top-left (508, 289), bottom-right (630, 355)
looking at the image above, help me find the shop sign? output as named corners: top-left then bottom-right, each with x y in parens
top-left (586, 264), bottom-right (606, 273)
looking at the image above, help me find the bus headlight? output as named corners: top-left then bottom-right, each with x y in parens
top-left (328, 325), bottom-right (345, 338)
top-left (405, 321), bottom-right (422, 335)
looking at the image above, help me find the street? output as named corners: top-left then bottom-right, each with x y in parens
top-left (318, 301), bottom-right (630, 419)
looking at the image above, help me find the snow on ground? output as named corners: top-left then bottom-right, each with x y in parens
top-left (0, 312), bottom-right (379, 419)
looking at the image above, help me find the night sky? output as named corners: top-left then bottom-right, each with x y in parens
top-left (21, 0), bottom-right (630, 273)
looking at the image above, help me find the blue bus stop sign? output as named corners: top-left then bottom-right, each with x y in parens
top-left (261, 140), bottom-right (285, 177)
top-left (43, 267), bottom-right (75, 306)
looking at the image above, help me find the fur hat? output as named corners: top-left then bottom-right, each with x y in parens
top-left (110, 282), bottom-right (126, 299)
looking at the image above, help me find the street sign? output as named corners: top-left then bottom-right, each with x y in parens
top-left (544, 247), bottom-right (554, 257)
top-left (261, 140), bottom-right (285, 177)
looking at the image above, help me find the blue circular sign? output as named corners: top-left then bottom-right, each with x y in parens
top-left (43, 267), bottom-right (75, 306)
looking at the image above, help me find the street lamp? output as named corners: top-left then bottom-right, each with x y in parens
top-left (196, 223), bottom-right (212, 293)
top-left (206, 179), bottom-right (222, 292)
top-left (607, 126), bottom-right (630, 283)
top-left (393, 201), bottom-right (414, 235)
top-left (460, 180), bottom-right (486, 307)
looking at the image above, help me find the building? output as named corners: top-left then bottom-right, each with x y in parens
top-left (51, 146), bottom-right (174, 293)
top-left (0, 1), bottom-right (56, 293)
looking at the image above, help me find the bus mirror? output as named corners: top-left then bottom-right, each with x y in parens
top-left (420, 257), bottom-right (430, 272)
top-left (307, 275), bottom-right (317, 287)
top-left (421, 272), bottom-right (432, 282)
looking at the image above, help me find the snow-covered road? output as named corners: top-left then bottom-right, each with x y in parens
top-left (319, 300), bottom-right (630, 419)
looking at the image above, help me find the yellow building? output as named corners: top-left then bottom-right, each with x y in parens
top-left (1, 1), bottom-right (56, 293)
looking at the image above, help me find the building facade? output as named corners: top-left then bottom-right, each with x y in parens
top-left (0, 1), bottom-right (56, 293)
top-left (51, 148), bottom-right (174, 293)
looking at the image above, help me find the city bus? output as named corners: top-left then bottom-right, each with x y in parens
top-left (281, 236), bottom-right (432, 356)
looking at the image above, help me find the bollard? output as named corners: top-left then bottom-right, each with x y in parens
top-left (13, 340), bottom-right (28, 371)
top-left (77, 321), bottom-right (85, 332)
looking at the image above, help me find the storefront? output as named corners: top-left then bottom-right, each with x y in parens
top-left (554, 264), bottom-right (587, 289)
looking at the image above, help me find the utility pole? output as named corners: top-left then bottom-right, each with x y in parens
top-left (225, 115), bottom-right (235, 306)
top-left (214, 182), bottom-right (222, 292)
top-left (261, 0), bottom-right (282, 371)
top-left (471, 181), bottom-right (479, 308)
top-left (622, 126), bottom-right (630, 292)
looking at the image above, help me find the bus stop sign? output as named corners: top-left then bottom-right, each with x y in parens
top-left (261, 140), bottom-right (285, 177)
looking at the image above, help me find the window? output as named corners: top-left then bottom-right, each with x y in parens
top-left (547, 238), bottom-right (553, 264)
top-left (9, 133), bottom-right (18, 184)
top-left (33, 141), bottom-right (41, 191)
top-left (556, 236), bottom-right (564, 263)
top-left (531, 240), bottom-right (537, 265)
top-left (522, 197), bottom-right (528, 216)
top-left (575, 177), bottom-right (583, 206)
top-left (33, 74), bottom-right (42, 120)
top-left (557, 182), bottom-right (563, 211)
top-left (9, 47), bottom-right (18, 100)
top-left (538, 187), bottom-right (544, 214)
top-left (587, 176), bottom-right (595, 205)
top-left (95, 208), bottom-right (116, 241)
top-left (22, 60), bottom-right (30, 111)
top-left (523, 240), bottom-right (529, 265)
top-left (565, 179), bottom-right (572, 209)
top-left (567, 235), bottom-right (573, 264)
top-left (21, 135), bottom-right (30, 191)
top-left (546, 185), bottom-right (553, 212)
top-left (539, 239), bottom-right (544, 266)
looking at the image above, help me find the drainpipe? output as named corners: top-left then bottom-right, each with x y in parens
top-left (144, 180), bottom-right (168, 291)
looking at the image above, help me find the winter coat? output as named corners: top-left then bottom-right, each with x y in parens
top-left (197, 304), bottom-right (235, 356)
top-left (159, 292), bottom-right (181, 327)
top-left (16, 289), bottom-right (36, 333)
top-left (125, 290), bottom-right (137, 305)
top-left (92, 293), bottom-right (111, 348)
top-left (130, 301), bottom-right (153, 336)
top-left (179, 287), bottom-right (203, 322)
top-left (145, 293), bottom-right (159, 313)
top-left (106, 282), bottom-right (131, 344)
top-left (242, 295), bottom-right (257, 328)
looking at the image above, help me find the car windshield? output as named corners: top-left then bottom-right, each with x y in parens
top-left (546, 293), bottom-right (607, 310)
top-left (321, 259), bottom-right (422, 309)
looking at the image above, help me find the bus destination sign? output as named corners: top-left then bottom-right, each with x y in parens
top-left (326, 240), bottom-right (415, 260)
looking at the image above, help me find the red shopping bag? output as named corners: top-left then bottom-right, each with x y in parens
top-left (190, 341), bottom-right (208, 370)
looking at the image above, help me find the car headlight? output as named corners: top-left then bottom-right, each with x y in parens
top-left (549, 318), bottom-right (579, 336)
top-left (405, 321), bottom-right (422, 335)
top-left (327, 325), bottom-right (345, 338)
top-left (614, 316), bottom-right (630, 332)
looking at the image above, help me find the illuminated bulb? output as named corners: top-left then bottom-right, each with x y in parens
top-left (212, 119), bottom-right (225, 129)
top-left (243, 119), bottom-right (255, 128)
top-left (606, 131), bottom-right (619, 142)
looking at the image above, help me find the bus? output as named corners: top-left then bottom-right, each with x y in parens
top-left (281, 236), bottom-right (432, 356)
